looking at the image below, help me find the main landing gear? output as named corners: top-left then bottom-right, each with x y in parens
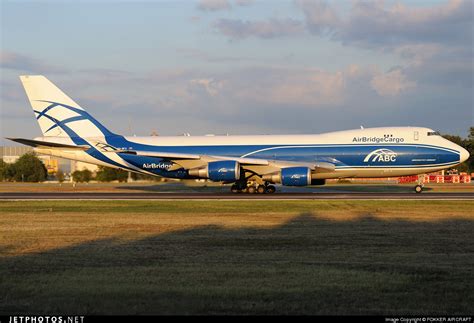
top-left (414, 184), bottom-right (423, 194)
top-left (231, 182), bottom-right (276, 194)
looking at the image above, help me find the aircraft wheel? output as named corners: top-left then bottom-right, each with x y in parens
top-left (231, 184), bottom-right (239, 194)
top-left (247, 186), bottom-right (256, 194)
top-left (257, 185), bottom-right (266, 194)
top-left (414, 185), bottom-right (423, 193)
top-left (266, 185), bottom-right (276, 194)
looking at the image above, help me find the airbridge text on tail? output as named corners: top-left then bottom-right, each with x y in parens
top-left (8, 75), bottom-right (469, 194)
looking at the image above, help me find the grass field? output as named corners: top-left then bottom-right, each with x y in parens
top-left (1, 200), bottom-right (473, 315)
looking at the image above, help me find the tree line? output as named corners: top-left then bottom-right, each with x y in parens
top-left (0, 153), bottom-right (158, 183)
top-left (442, 127), bottom-right (473, 173)
top-left (0, 153), bottom-right (48, 182)
top-left (0, 153), bottom-right (132, 183)
top-left (71, 167), bottom-right (160, 183)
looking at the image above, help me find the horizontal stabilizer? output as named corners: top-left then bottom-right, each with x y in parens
top-left (6, 137), bottom-right (90, 150)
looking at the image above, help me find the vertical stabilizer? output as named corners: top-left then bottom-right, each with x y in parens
top-left (20, 75), bottom-right (114, 138)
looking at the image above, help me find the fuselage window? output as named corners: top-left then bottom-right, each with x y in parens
top-left (427, 131), bottom-right (441, 136)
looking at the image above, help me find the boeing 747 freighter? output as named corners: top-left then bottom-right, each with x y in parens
top-left (8, 76), bottom-right (469, 193)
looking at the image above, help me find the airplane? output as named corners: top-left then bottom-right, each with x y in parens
top-left (7, 75), bottom-right (470, 194)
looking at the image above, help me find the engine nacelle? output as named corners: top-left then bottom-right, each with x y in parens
top-left (189, 160), bottom-right (240, 182)
top-left (208, 160), bottom-right (240, 182)
top-left (263, 169), bottom-right (325, 186)
top-left (281, 167), bottom-right (311, 186)
top-left (262, 167), bottom-right (312, 186)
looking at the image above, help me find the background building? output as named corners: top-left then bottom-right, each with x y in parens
top-left (1, 146), bottom-right (98, 175)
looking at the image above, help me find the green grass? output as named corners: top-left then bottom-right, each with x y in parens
top-left (1, 201), bottom-right (473, 314)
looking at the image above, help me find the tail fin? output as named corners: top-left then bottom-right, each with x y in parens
top-left (20, 75), bottom-right (115, 138)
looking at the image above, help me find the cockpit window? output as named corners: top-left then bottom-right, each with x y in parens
top-left (427, 131), bottom-right (440, 136)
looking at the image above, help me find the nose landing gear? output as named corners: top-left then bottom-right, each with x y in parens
top-left (414, 174), bottom-right (425, 193)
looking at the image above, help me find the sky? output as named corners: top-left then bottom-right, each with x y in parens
top-left (1, 0), bottom-right (473, 145)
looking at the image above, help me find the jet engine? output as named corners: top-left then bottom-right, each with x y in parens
top-left (263, 166), bottom-right (312, 186)
top-left (189, 160), bottom-right (240, 182)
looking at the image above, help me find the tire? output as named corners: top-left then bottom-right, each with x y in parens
top-left (414, 185), bottom-right (423, 193)
top-left (247, 186), bottom-right (256, 194)
top-left (266, 185), bottom-right (276, 194)
top-left (231, 184), bottom-right (239, 193)
top-left (257, 185), bottom-right (266, 194)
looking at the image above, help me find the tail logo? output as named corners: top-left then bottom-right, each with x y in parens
top-left (363, 149), bottom-right (397, 163)
top-left (33, 100), bottom-right (113, 137)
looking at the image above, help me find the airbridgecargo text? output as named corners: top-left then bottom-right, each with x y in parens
top-left (353, 136), bottom-right (405, 143)
top-left (142, 163), bottom-right (171, 169)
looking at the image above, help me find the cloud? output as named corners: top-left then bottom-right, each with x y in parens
top-left (235, 0), bottom-right (255, 6)
top-left (197, 0), bottom-right (231, 11)
top-left (0, 51), bottom-right (67, 74)
top-left (210, 1), bottom-right (471, 49)
top-left (393, 44), bottom-right (441, 67)
top-left (176, 47), bottom-right (264, 64)
top-left (197, 0), bottom-right (254, 11)
top-left (205, 0), bottom-right (471, 102)
top-left (213, 18), bottom-right (304, 40)
top-left (295, 0), bottom-right (340, 35)
top-left (298, 0), bottom-right (472, 48)
top-left (370, 68), bottom-right (416, 97)
top-left (189, 78), bottom-right (224, 96)
top-left (228, 67), bottom-right (346, 106)
top-left (0, 79), bottom-right (25, 102)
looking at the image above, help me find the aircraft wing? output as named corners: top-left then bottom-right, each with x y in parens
top-left (116, 149), bottom-right (335, 173)
top-left (117, 149), bottom-right (268, 167)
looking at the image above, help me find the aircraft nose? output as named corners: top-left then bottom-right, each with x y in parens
top-left (459, 147), bottom-right (470, 163)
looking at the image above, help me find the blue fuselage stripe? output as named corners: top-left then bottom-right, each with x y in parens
top-left (101, 135), bottom-right (460, 177)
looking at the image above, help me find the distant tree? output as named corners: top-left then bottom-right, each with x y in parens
top-left (9, 153), bottom-right (47, 182)
top-left (131, 172), bottom-right (161, 181)
top-left (95, 166), bottom-right (128, 182)
top-left (0, 160), bottom-right (12, 181)
top-left (442, 134), bottom-right (464, 146)
top-left (72, 169), bottom-right (92, 183)
top-left (443, 128), bottom-right (473, 173)
top-left (56, 170), bottom-right (65, 183)
top-left (467, 127), bottom-right (474, 172)
top-left (95, 166), bottom-right (116, 182)
top-left (116, 170), bottom-right (129, 183)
